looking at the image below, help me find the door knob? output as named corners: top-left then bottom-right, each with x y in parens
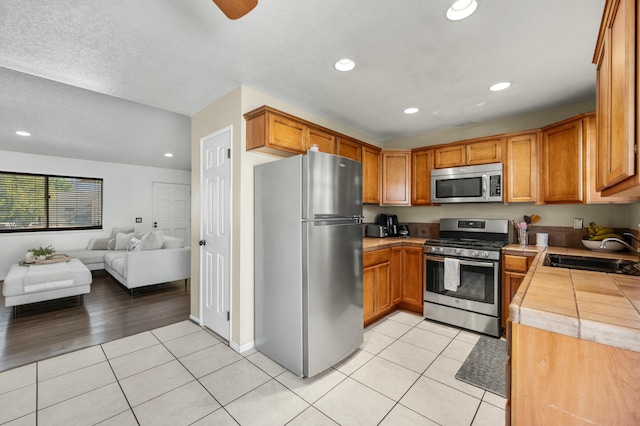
top-left (199, 240), bottom-right (206, 246)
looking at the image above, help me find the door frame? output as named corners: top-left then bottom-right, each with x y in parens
top-left (198, 125), bottom-right (233, 340)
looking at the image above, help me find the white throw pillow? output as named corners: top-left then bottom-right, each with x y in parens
top-left (115, 232), bottom-right (135, 250)
top-left (110, 226), bottom-right (135, 239)
top-left (162, 236), bottom-right (184, 249)
top-left (127, 237), bottom-right (142, 251)
top-left (139, 230), bottom-right (165, 250)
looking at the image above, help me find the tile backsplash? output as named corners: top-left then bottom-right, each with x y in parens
top-left (405, 222), bottom-right (633, 249)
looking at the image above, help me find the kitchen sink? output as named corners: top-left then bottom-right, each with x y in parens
top-left (543, 254), bottom-right (639, 275)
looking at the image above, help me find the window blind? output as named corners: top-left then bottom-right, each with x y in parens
top-left (0, 172), bottom-right (103, 232)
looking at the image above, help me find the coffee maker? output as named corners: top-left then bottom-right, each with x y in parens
top-left (375, 214), bottom-right (399, 237)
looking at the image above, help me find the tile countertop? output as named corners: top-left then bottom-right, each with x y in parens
top-left (363, 237), bottom-right (428, 252)
top-left (507, 244), bottom-right (640, 353)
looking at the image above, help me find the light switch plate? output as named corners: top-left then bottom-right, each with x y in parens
top-left (573, 218), bottom-right (583, 229)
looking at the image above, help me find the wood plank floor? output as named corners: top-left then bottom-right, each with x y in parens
top-left (0, 271), bottom-right (190, 372)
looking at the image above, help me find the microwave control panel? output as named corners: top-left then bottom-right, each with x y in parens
top-left (489, 175), bottom-right (501, 197)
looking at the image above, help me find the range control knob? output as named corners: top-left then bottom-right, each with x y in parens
top-left (431, 246), bottom-right (438, 253)
top-left (481, 251), bottom-right (489, 258)
top-left (438, 247), bottom-right (445, 254)
top-left (471, 250), bottom-right (479, 257)
top-left (454, 249), bottom-right (462, 255)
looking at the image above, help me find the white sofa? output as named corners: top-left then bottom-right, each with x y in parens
top-left (64, 228), bottom-right (191, 294)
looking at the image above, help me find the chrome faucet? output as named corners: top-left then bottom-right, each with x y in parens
top-left (623, 232), bottom-right (640, 244)
top-left (601, 237), bottom-right (639, 258)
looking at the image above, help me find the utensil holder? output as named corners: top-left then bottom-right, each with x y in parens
top-left (517, 229), bottom-right (528, 245)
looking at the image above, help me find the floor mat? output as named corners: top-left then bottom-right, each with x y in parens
top-left (455, 336), bottom-right (507, 398)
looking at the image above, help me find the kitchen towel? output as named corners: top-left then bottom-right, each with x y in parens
top-left (444, 258), bottom-right (460, 292)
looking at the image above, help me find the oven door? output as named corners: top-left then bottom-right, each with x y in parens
top-left (424, 254), bottom-right (499, 316)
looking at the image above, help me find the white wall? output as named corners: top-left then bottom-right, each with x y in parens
top-left (0, 150), bottom-right (190, 279)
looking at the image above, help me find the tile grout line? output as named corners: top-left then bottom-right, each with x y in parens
top-left (99, 343), bottom-right (141, 425)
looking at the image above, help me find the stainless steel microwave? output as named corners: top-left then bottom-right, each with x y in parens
top-left (430, 163), bottom-right (503, 203)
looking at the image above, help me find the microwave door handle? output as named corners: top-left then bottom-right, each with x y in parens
top-left (482, 175), bottom-right (488, 199)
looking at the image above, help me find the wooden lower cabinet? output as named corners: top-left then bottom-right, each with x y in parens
top-left (365, 246), bottom-right (423, 326)
top-left (363, 249), bottom-right (392, 325)
top-left (501, 254), bottom-right (534, 335)
top-left (509, 323), bottom-right (640, 425)
top-left (398, 247), bottom-right (424, 314)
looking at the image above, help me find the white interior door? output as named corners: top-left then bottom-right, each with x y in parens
top-left (152, 182), bottom-right (191, 245)
top-left (200, 127), bottom-right (231, 340)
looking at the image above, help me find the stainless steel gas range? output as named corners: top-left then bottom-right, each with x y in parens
top-left (423, 218), bottom-right (510, 337)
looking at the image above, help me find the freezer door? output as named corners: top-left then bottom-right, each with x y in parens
top-left (303, 220), bottom-right (363, 377)
top-left (303, 151), bottom-right (362, 220)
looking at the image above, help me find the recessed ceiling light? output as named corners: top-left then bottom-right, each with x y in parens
top-left (446, 0), bottom-right (478, 21)
top-left (489, 82), bottom-right (511, 91)
top-left (164, 153), bottom-right (174, 158)
top-left (404, 107), bottom-right (419, 114)
top-left (16, 131), bottom-right (31, 137)
top-left (334, 59), bottom-right (355, 72)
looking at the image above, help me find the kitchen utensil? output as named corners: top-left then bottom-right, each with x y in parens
top-left (530, 214), bottom-right (541, 225)
top-left (524, 215), bottom-right (532, 225)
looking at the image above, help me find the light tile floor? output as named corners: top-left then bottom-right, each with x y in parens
top-left (0, 310), bottom-right (506, 425)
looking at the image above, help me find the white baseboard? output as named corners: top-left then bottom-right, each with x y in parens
top-left (230, 339), bottom-right (255, 354)
top-left (189, 314), bottom-right (201, 325)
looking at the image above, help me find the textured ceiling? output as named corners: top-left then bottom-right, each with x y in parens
top-left (0, 0), bottom-right (605, 171)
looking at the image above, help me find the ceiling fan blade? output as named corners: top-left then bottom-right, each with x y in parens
top-left (212, 0), bottom-right (258, 20)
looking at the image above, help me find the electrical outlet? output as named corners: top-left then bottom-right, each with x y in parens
top-left (136, 217), bottom-right (142, 223)
top-left (573, 218), bottom-right (583, 229)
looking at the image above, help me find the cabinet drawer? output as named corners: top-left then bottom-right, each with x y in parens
top-left (503, 255), bottom-right (530, 272)
top-left (364, 249), bottom-right (391, 268)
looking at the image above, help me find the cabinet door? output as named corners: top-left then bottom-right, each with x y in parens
top-left (466, 139), bottom-right (503, 165)
top-left (506, 133), bottom-right (538, 203)
top-left (337, 137), bottom-right (362, 161)
top-left (411, 149), bottom-right (433, 205)
top-left (306, 126), bottom-right (336, 154)
top-left (501, 271), bottom-right (525, 335)
top-left (376, 262), bottom-right (392, 313)
top-left (268, 112), bottom-right (306, 154)
top-left (541, 119), bottom-right (583, 203)
top-left (434, 145), bottom-right (465, 168)
top-left (363, 266), bottom-right (376, 324)
top-left (362, 146), bottom-right (381, 204)
top-left (381, 151), bottom-right (411, 205)
top-left (401, 247), bottom-right (424, 313)
top-left (585, 113), bottom-right (638, 202)
top-left (605, 0), bottom-right (636, 186)
top-left (390, 248), bottom-right (403, 305)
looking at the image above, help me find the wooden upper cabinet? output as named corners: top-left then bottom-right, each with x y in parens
top-left (411, 148), bottom-right (433, 205)
top-left (245, 106), bottom-right (306, 156)
top-left (306, 126), bottom-right (336, 154)
top-left (362, 146), bottom-right (381, 204)
top-left (505, 132), bottom-right (539, 203)
top-left (466, 138), bottom-right (503, 165)
top-left (434, 138), bottom-right (502, 169)
top-left (541, 117), bottom-right (584, 203)
top-left (381, 150), bottom-right (411, 205)
top-left (593, 0), bottom-right (639, 196)
top-left (434, 145), bottom-right (466, 168)
top-left (584, 113), bottom-right (638, 203)
top-left (337, 137), bottom-right (362, 162)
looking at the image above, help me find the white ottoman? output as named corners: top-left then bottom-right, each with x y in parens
top-left (2, 259), bottom-right (92, 317)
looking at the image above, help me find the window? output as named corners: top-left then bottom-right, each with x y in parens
top-left (0, 172), bottom-right (103, 233)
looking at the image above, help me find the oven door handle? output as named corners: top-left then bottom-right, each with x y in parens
top-left (424, 255), bottom-right (495, 269)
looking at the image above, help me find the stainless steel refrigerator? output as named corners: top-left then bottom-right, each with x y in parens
top-left (254, 151), bottom-right (364, 378)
